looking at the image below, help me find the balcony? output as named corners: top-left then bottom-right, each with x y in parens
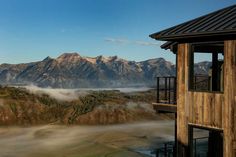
top-left (153, 75), bottom-right (211, 113)
top-left (153, 76), bottom-right (177, 113)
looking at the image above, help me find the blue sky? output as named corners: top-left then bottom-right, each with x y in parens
top-left (0, 0), bottom-right (235, 64)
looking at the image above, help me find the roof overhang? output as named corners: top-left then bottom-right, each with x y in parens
top-left (150, 30), bottom-right (236, 42)
top-left (150, 4), bottom-right (236, 51)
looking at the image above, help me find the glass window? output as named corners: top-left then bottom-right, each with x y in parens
top-left (189, 126), bottom-right (223, 157)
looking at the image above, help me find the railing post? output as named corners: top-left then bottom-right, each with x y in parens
top-left (156, 149), bottom-right (159, 157)
top-left (157, 77), bottom-right (159, 103)
top-left (165, 77), bottom-right (167, 101)
top-left (174, 113), bottom-right (177, 157)
top-left (168, 77), bottom-right (171, 104)
top-left (174, 77), bottom-right (177, 104)
top-left (164, 143), bottom-right (167, 157)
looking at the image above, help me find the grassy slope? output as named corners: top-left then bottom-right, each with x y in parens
top-left (0, 86), bottom-right (171, 125)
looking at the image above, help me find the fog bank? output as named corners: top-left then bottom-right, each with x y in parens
top-left (0, 120), bottom-right (174, 157)
top-left (20, 85), bottom-right (152, 101)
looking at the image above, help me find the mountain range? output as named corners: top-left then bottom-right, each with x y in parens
top-left (0, 53), bottom-right (211, 88)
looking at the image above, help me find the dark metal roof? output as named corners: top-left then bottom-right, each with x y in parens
top-left (160, 41), bottom-right (177, 50)
top-left (150, 4), bottom-right (236, 41)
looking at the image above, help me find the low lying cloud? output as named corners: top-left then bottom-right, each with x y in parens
top-left (18, 85), bottom-right (151, 101)
top-left (23, 85), bottom-right (87, 101)
top-left (125, 102), bottom-right (155, 112)
top-left (104, 37), bottom-right (161, 47)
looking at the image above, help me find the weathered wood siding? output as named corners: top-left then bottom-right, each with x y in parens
top-left (177, 40), bottom-right (236, 157)
top-left (224, 40), bottom-right (236, 157)
top-left (188, 92), bottom-right (224, 128)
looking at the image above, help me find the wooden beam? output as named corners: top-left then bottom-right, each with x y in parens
top-left (153, 103), bottom-right (177, 113)
top-left (194, 46), bottom-right (224, 53)
top-left (188, 123), bottom-right (223, 131)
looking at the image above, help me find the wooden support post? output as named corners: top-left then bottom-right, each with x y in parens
top-left (189, 46), bottom-right (194, 90)
top-left (177, 43), bottom-right (190, 157)
top-left (212, 52), bottom-right (219, 91)
top-left (224, 40), bottom-right (236, 157)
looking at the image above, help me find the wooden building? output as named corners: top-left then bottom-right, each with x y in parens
top-left (150, 4), bottom-right (236, 157)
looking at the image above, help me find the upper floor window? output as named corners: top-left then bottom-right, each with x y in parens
top-left (189, 42), bottom-right (224, 92)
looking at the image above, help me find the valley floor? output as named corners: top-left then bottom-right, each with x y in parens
top-left (0, 120), bottom-right (174, 157)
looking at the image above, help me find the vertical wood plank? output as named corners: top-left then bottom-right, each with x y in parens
top-left (190, 92), bottom-right (223, 128)
top-left (203, 93), bottom-right (209, 126)
top-left (210, 93), bottom-right (215, 126)
top-left (189, 92), bottom-right (193, 123)
top-left (224, 40), bottom-right (236, 157)
top-left (177, 43), bottom-right (190, 157)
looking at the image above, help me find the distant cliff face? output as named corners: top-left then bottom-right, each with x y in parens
top-left (0, 52), bottom-right (209, 88)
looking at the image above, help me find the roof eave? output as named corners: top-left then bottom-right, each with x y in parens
top-left (150, 30), bottom-right (236, 42)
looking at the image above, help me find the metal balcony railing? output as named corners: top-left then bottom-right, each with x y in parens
top-left (156, 77), bottom-right (177, 104)
top-left (154, 137), bottom-right (208, 157)
top-left (156, 75), bottom-right (212, 105)
top-left (193, 75), bottom-right (211, 91)
top-left (155, 141), bottom-right (175, 157)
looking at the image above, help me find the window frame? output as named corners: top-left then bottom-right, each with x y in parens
top-left (188, 43), bottom-right (224, 94)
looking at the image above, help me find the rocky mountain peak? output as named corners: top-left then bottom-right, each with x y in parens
top-left (43, 56), bottom-right (53, 62)
top-left (96, 55), bottom-right (110, 63)
top-left (157, 57), bottom-right (165, 62)
top-left (56, 52), bottom-right (81, 63)
top-left (109, 55), bottom-right (118, 60)
top-left (0, 52), bottom-right (211, 88)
